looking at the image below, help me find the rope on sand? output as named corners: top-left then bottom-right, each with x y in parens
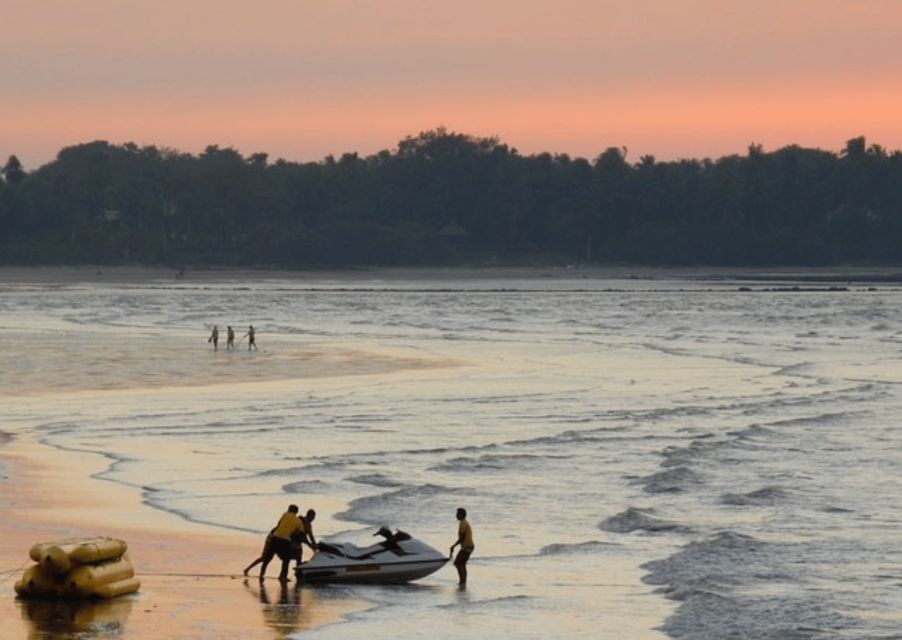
top-left (0, 568), bottom-right (290, 581)
top-left (134, 572), bottom-right (248, 579)
top-left (0, 560), bottom-right (31, 585)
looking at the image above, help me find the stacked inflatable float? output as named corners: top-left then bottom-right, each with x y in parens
top-left (14, 537), bottom-right (139, 599)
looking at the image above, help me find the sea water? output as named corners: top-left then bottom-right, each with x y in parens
top-left (1, 271), bottom-right (900, 639)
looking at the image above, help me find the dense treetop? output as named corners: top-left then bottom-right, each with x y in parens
top-left (2, 130), bottom-right (901, 267)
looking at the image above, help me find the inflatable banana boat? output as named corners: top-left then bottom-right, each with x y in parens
top-left (29, 537), bottom-right (128, 575)
top-left (15, 537), bottom-right (139, 599)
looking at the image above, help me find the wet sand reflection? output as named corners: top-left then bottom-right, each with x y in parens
top-left (244, 579), bottom-right (303, 639)
top-left (19, 596), bottom-right (134, 639)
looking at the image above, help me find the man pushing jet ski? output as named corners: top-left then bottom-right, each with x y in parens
top-left (244, 504), bottom-right (317, 582)
top-left (247, 505), bottom-right (472, 585)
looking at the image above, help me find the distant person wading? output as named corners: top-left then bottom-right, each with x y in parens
top-left (208, 325), bottom-right (219, 351)
top-left (244, 325), bottom-right (257, 351)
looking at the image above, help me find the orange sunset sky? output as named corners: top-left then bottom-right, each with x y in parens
top-left (3, 0), bottom-right (902, 169)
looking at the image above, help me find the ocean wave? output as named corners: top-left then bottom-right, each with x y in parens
top-left (429, 453), bottom-right (569, 473)
top-left (821, 505), bottom-right (854, 514)
top-left (767, 411), bottom-right (863, 429)
top-left (642, 531), bottom-right (770, 587)
top-left (502, 426), bottom-right (632, 449)
top-left (346, 473), bottom-right (404, 488)
top-left (335, 483), bottom-right (462, 526)
top-left (720, 486), bottom-right (788, 506)
top-left (727, 424), bottom-right (776, 439)
top-left (657, 592), bottom-right (854, 640)
top-left (631, 466), bottom-right (703, 494)
top-left (660, 439), bottom-right (726, 467)
top-left (252, 465), bottom-right (317, 478)
top-left (538, 541), bottom-right (619, 556)
top-left (654, 578), bottom-right (736, 603)
top-left (599, 507), bottom-right (691, 534)
top-left (282, 479), bottom-right (332, 493)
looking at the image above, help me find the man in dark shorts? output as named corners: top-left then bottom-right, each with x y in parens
top-left (259, 504), bottom-right (304, 582)
top-left (449, 507), bottom-right (475, 586)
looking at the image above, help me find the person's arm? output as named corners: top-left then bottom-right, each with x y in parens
top-left (305, 522), bottom-right (317, 549)
top-left (450, 527), bottom-right (464, 555)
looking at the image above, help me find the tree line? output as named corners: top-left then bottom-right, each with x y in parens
top-left (2, 130), bottom-right (901, 267)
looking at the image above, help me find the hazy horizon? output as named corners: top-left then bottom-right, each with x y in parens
top-left (3, 0), bottom-right (902, 169)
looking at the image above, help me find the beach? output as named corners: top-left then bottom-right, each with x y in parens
top-left (2, 266), bottom-right (900, 639)
top-left (0, 423), bottom-right (371, 640)
top-left (0, 266), bottom-right (675, 639)
top-left (0, 268), bottom-right (421, 639)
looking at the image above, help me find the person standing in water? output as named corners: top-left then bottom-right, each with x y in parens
top-left (244, 325), bottom-right (257, 351)
top-left (226, 326), bottom-right (235, 351)
top-left (208, 325), bottom-right (219, 351)
top-left (449, 507), bottom-right (475, 586)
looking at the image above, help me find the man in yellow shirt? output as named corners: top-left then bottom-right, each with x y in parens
top-left (449, 507), bottom-right (475, 586)
top-left (260, 504), bottom-right (305, 582)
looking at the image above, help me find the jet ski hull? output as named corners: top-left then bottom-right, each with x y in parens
top-left (295, 530), bottom-right (447, 584)
top-left (298, 557), bottom-right (447, 583)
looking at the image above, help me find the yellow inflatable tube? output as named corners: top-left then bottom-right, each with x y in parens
top-left (14, 565), bottom-right (65, 598)
top-left (91, 577), bottom-right (141, 599)
top-left (69, 538), bottom-right (128, 564)
top-left (67, 556), bottom-right (135, 597)
top-left (28, 537), bottom-right (83, 561)
top-left (29, 537), bottom-right (128, 575)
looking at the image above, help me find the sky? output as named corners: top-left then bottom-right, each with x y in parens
top-left (3, 0), bottom-right (902, 169)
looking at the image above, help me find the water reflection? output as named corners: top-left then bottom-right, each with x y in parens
top-left (243, 579), bottom-right (303, 640)
top-left (18, 597), bottom-right (134, 639)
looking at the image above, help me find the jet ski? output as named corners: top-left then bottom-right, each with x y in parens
top-left (296, 527), bottom-right (447, 583)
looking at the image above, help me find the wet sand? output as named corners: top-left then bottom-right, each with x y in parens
top-left (0, 329), bottom-right (448, 399)
top-left (0, 430), bottom-right (368, 639)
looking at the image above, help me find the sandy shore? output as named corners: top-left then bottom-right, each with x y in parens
top-left (0, 434), bottom-right (368, 639)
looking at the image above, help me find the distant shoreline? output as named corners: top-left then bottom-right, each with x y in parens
top-left (3, 264), bottom-right (902, 285)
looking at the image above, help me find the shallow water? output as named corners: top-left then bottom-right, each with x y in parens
top-left (1, 272), bottom-right (901, 639)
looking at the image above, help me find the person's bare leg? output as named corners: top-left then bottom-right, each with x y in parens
top-left (244, 556), bottom-right (263, 576)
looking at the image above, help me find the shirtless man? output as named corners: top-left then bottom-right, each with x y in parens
top-left (293, 509), bottom-right (318, 568)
